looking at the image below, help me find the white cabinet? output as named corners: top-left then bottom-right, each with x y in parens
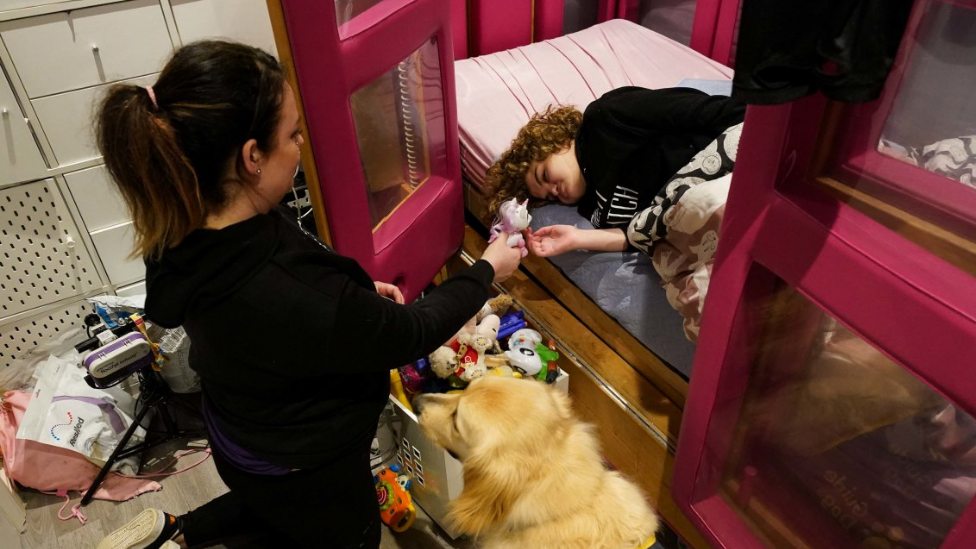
top-left (0, 0), bottom-right (277, 354)
top-left (65, 165), bottom-right (129, 232)
top-left (171, 0), bottom-right (278, 57)
top-left (0, 0), bottom-right (66, 11)
top-left (31, 74), bottom-right (157, 166)
top-left (116, 280), bottom-right (147, 297)
top-left (0, 0), bottom-right (172, 98)
top-left (90, 221), bottom-right (144, 285)
top-left (0, 66), bottom-right (48, 186)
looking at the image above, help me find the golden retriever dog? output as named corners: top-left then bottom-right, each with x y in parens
top-left (415, 376), bottom-right (659, 549)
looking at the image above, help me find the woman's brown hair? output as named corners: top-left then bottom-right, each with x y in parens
top-left (96, 40), bottom-right (285, 259)
top-left (485, 105), bottom-right (582, 216)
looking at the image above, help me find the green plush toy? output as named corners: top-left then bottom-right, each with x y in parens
top-left (534, 343), bottom-right (559, 381)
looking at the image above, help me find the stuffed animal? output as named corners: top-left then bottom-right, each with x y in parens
top-left (448, 310), bottom-right (501, 346)
top-left (505, 345), bottom-right (543, 377)
top-left (508, 328), bottom-right (543, 351)
top-left (453, 333), bottom-right (491, 382)
top-left (533, 343), bottom-right (560, 381)
top-left (489, 198), bottom-right (531, 257)
top-left (429, 346), bottom-right (459, 379)
top-left (475, 314), bottom-right (502, 353)
top-left (476, 314), bottom-right (501, 338)
top-left (505, 329), bottom-right (545, 376)
top-left (478, 295), bottom-right (514, 322)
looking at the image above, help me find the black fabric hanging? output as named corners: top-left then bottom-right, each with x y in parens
top-left (732, 0), bottom-right (915, 104)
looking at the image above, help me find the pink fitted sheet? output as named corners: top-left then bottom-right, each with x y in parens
top-left (456, 19), bottom-right (734, 191)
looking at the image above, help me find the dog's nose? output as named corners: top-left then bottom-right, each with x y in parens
top-left (412, 395), bottom-right (426, 416)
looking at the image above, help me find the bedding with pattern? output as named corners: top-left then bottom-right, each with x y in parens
top-left (631, 123), bottom-right (742, 342)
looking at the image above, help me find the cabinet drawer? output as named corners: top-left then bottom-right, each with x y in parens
top-left (31, 74), bottom-right (156, 166)
top-left (0, 0), bottom-right (172, 98)
top-left (1, 0), bottom-right (68, 11)
top-left (65, 165), bottom-right (129, 232)
top-left (171, 0), bottom-right (278, 57)
top-left (0, 67), bottom-right (48, 186)
top-left (115, 280), bottom-right (146, 297)
top-left (90, 222), bottom-right (144, 285)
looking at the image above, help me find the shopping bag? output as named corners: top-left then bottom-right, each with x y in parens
top-left (16, 352), bottom-right (145, 473)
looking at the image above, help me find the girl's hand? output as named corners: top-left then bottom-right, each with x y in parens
top-left (481, 231), bottom-right (523, 283)
top-left (374, 281), bottom-right (405, 304)
top-left (526, 225), bottom-right (579, 257)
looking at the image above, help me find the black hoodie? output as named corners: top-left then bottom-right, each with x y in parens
top-left (574, 86), bottom-right (746, 229)
top-left (146, 208), bottom-right (494, 469)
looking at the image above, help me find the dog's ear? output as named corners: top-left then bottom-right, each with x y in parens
top-left (449, 452), bottom-right (521, 535)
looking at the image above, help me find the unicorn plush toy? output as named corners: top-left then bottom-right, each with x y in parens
top-left (489, 198), bottom-right (531, 257)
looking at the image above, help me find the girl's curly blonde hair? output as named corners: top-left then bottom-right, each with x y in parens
top-left (485, 105), bottom-right (582, 216)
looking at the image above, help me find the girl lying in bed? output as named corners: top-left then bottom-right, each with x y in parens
top-left (486, 86), bottom-right (745, 258)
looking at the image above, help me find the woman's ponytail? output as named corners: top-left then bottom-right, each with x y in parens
top-left (97, 84), bottom-right (205, 259)
top-left (95, 40), bottom-right (285, 259)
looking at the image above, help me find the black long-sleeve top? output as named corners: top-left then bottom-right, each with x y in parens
top-left (574, 86), bottom-right (745, 229)
top-left (145, 208), bottom-right (493, 469)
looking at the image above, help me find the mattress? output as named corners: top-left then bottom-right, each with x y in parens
top-left (529, 203), bottom-right (698, 376)
top-left (455, 18), bottom-right (734, 191)
top-left (455, 20), bottom-right (735, 378)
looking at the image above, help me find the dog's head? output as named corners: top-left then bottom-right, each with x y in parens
top-left (415, 376), bottom-right (574, 534)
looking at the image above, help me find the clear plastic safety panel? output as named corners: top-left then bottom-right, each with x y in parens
top-left (350, 38), bottom-right (440, 229)
top-left (876, 1), bottom-right (976, 194)
top-left (702, 283), bottom-right (976, 549)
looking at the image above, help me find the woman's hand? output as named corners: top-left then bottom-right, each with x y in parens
top-left (526, 225), bottom-right (579, 257)
top-left (374, 281), bottom-right (405, 304)
top-left (481, 231), bottom-right (523, 283)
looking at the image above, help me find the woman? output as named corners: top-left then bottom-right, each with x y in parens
top-left (486, 86), bottom-right (745, 257)
top-left (95, 41), bottom-right (521, 549)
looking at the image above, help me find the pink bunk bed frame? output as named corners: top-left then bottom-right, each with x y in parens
top-left (456, 0), bottom-right (741, 65)
top-left (275, 0), bottom-right (740, 303)
top-left (280, 0), bottom-right (462, 303)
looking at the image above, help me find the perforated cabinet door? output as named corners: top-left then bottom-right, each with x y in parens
top-left (0, 300), bottom-right (92, 363)
top-left (0, 180), bottom-right (102, 321)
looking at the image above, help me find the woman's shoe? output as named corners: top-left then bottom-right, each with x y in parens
top-left (96, 508), bottom-right (183, 549)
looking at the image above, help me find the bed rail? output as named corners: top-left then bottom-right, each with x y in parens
top-left (461, 0), bottom-right (743, 66)
top-left (462, 0), bottom-right (565, 57)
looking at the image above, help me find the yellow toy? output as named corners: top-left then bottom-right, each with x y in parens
top-left (129, 313), bottom-right (166, 370)
top-left (390, 370), bottom-right (413, 413)
top-left (375, 464), bottom-right (416, 533)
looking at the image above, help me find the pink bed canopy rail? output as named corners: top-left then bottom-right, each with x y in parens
top-left (460, 0), bottom-right (743, 65)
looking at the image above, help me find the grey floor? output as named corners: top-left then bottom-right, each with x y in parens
top-left (18, 397), bottom-right (470, 549)
top-left (19, 441), bottom-right (471, 549)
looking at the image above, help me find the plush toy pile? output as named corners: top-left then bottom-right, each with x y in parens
top-left (395, 296), bottom-right (561, 404)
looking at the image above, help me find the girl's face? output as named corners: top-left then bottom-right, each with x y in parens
top-left (257, 82), bottom-right (304, 204)
top-left (524, 141), bottom-right (586, 205)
